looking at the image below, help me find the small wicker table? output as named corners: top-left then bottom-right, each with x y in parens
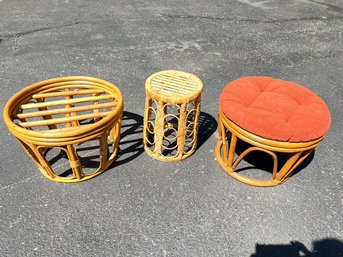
top-left (143, 70), bottom-right (203, 161)
top-left (4, 76), bottom-right (124, 183)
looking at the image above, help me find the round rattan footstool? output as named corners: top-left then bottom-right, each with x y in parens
top-left (216, 76), bottom-right (331, 187)
top-left (4, 76), bottom-right (124, 183)
top-left (143, 70), bottom-right (203, 161)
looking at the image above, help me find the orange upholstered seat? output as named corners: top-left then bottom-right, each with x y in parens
top-left (220, 76), bottom-right (331, 142)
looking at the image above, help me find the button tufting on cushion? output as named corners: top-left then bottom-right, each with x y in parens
top-left (220, 76), bottom-right (331, 142)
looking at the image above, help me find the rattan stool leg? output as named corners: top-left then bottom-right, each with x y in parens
top-left (279, 150), bottom-right (313, 182)
top-left (176, 103), bottom-right (187, 159)
top-left (153, 100), bottom-right (166, 156)
top-left (30, 143), bottom-right (56, 179)
top-left (67, 144), bottom-right (83, 180)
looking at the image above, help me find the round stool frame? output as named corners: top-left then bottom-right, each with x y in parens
top-left (143, 70), bottom-right (203, 162)
top-left (4, 76), bottom-right (124, 183)
top-left (215, 107), bottom-right (325, 187)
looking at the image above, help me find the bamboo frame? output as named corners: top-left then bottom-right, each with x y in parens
top-left (143, 70), bottom-right (203, 161)
top-left (4, 76), bottom-right (124, 183)
top-left (215, 107), bottom-right (326, 187)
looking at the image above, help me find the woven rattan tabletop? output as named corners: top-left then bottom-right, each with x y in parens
top-left (145, 70), bottom-right (203, 104)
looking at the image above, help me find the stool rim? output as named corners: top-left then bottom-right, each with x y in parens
top-left (3, 76), bottom-right (124, 141)
top-left (218, 107), bottom-right (325, 152)
top-left (145, 70), bottom-right (203, 105)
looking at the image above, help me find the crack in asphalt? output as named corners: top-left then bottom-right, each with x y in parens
top-left (159, 13), bottom-right (343, 23)
top-left (0, 13), bottom-right (342, 44)
top-left (306, 0), bottom-right (343, 13)
top-left (0, 21), bottom-right (81, 43)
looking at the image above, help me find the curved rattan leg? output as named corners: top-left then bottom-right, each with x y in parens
top-left (154, 100), bottom-right (165, 157)
top-left (99, 133), bottom-right (109, 170)
top-left (28, 143), bottom-right (56, 180)
top-left (215, 140), bottom-right (282, 187)
top-left (275, 152), bottom-right (302, 183)
top-left (177, 103), bottom-right (187, 160)
top-left (31, 123), bottom-right (122, 183)
top-left (231, 147), bottom-right (278, 180)
top-left (66, 144), bottom-right (83, 180)
top-left (215, 124), bottom-right (315, 187)
top-left (17, 139), bottom-right (43, 171)
top-left (277, 150), bottom-right (312, 183)
top-left (216, 116), bottom-right (302, 186)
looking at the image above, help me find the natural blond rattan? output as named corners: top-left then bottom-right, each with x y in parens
top-left (215, 107), bottom-right (326, 187)
top-left (4, 76), bottom-right (124, 183)
top-left (143, 70), bottom-right (203, 161)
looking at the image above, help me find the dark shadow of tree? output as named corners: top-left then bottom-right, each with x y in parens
top-left (251, 238), bottom-right (343, 257)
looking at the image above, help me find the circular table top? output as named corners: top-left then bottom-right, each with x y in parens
top-left (145, 70), bottom-right (203, 104)
top-left (4, 76), bottom-right (123, 138)
top-left (220, 76), bottom-right (331, 142)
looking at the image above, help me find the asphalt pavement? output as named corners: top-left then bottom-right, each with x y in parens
top-left (0, 0), bottom-right (342, 256)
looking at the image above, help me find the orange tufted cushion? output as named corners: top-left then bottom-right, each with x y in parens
top-left (220, 76), bottom-right (331, 142)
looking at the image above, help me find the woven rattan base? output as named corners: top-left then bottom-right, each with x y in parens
top-left (215, 108), bottom-right (325, 187)
top-left (4, 76), bottom-right (124, 183)
top-left (143, 70), bottom-right (203, 161)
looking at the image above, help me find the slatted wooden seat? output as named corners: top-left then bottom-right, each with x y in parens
top-left (143, 70), bottom-right (203, 161)
top-left (4, 76), bottom-right (124, 183)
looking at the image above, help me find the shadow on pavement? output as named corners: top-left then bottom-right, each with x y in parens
top-left (251, 238), bottom-right (343, 257)
top-left (234, 139), bottom-right (315, 178)
top-left (197, 111), bottom-right (217, 149)
top-left (115, 111), bottom-right (217, 166)
top-left (114, 111), bottom-right (144, 167)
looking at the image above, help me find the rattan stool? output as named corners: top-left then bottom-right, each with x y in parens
top-left (143, 70), bottom-right (203, 161)
top-left (216, 76), bottom-right (331, 187)
top-left (4, 76), bottom-right (124, 183)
